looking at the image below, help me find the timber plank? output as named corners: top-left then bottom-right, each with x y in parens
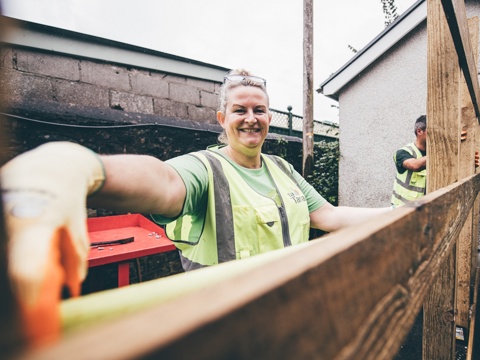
top-left (426, 0), bottom-right (462, 358)
top-left (441, 0), bottom-right (480, 119)
top-left (10, 175), bottom-right (480, 360)
top-left (456, 15), bottom-right (478, 336)
top-left (467, 254), bottom-right (480, 359)
top-left (427, 0), bottom-right (461, 189)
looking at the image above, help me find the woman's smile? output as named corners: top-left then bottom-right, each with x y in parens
top-left (239, 128), bottom-right (261, 133)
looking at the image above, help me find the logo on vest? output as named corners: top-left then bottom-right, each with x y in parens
top-left (287, 189), bottom-right (306, 204)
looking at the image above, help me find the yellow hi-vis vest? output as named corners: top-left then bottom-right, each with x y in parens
top-left (391, 143), bottom-right (426, 207)
top-left (166, 150), bottom-right (311, 271)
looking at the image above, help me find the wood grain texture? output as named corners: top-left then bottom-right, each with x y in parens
top-left (456, 16), bottom-right (478, 332)
top-left (302, 0), bottom-right (314, 177)
top-left (426, 0), bottom-right (462, 357)
top-left (11, 174), bottom-right (480, 360)
top-left (442, 0), bottom-right (480, 118)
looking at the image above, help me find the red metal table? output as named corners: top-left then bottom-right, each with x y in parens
top-left (87, 214), bottom-right (176, 287)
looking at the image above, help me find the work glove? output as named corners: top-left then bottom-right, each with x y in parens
top-left (1, 142), bottom-right (104, 347)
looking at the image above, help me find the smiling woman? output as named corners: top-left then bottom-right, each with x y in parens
top-left (1, 67), bottom-right (392, 346)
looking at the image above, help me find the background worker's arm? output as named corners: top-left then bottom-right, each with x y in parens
top-left (88, 154), bottom-right (186, 218)
top-left (402, 156), bottom-right (427, 172)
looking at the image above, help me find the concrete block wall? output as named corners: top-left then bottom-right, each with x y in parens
top-left (0, 46), bottom-right (222, 124)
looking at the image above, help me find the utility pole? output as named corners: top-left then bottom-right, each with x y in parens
top-left (303, 0), bottom-right (314, 178)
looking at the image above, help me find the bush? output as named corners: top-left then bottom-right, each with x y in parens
top-left (306, 140), bottom-right (340, 206)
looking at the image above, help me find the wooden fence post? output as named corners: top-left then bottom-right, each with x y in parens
top-left (425, 0), bottom-right (461, 358)
top-left (426, 0), bottom-right (480, 357)
top-left (457, 16), bottom-right (479, 357)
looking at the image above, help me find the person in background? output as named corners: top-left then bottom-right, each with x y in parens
top-left (391, 115), bottom-right (478, 207)
top-left (391, 115), bottom-right (427, 207)
top-left (1, 68), bottom-right (392, 346)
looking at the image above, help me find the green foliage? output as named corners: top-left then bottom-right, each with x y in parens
top-left (264, 136), bottom-right (339, 206)
top-left (272, 134), bottom-right (288, 159)
top-left (305, 140), bottom-right (340, 206)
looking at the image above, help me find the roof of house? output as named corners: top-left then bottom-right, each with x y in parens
top-left (317, 0), bottom-right (426, 100)
top-left (0, 16), bottom-right (230, 83)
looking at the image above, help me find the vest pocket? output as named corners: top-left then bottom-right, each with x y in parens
top-left (411, 169), bottom-right (426, 184)
top-left (233, 206), bottom-right (258, 259)
top-left (255, 205), bottom-right (283, 253)
top-left (297, 217), bottom-right (311, 245)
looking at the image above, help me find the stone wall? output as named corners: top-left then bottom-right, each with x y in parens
top-left (4, 99), bottom-right (303, 170)
top-left (0, 46), bottom-right (221, 125)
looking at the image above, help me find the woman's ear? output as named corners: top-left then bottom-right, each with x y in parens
top-left (217, 111), bottom-right (226, 128)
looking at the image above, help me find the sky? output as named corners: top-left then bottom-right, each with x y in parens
top-left (1, 0), bottom-right (417, 123)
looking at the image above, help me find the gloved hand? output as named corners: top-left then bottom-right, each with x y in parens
top-left (1, 142), bottom-right (104, 347)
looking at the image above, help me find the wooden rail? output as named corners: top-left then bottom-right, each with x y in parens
top-left (2, 0), bottom-right (480, 359)
top-left (8, 174), bottom-right (480, 360)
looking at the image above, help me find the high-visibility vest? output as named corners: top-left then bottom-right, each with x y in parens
top-left (391, 143), bottom-right (426, 207)
top-left (166, 150), bottom-right (311, 271)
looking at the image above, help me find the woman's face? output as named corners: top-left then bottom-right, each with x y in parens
top-left (217, 85), bottom-right (271, 155)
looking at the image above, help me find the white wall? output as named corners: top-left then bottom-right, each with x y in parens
top-left (336, 0), bottom-right (480, 208)
top-left (338, 24), bottom-right (427, 207)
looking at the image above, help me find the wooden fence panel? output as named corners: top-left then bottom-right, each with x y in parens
top-left (9, 174), bottom-right (480, 360)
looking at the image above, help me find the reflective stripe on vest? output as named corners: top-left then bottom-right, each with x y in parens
top-left (166, 150), bottom-right (310, 270)
top-left (391, 143), bottom-right (426, 207)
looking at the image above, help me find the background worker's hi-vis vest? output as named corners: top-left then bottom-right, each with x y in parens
top-left (166, 150), bottom-right (311, 271)
top-left (391, 142), bottom-right (426, 207)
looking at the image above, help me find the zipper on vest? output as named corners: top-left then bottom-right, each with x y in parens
top-left (278, 205), bottom-right (292, 247)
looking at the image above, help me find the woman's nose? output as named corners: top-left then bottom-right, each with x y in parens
top-left (245, 110), bottom-right (257, 124)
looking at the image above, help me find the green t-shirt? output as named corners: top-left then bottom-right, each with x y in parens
top-left (152, 149), bottom-right (327, 224)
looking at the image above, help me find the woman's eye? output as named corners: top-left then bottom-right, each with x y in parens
top-left (255, 109), bottom-right (265, 114)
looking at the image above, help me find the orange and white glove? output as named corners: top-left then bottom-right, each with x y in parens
top-left (0, 142), bottom-right (104, 347)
